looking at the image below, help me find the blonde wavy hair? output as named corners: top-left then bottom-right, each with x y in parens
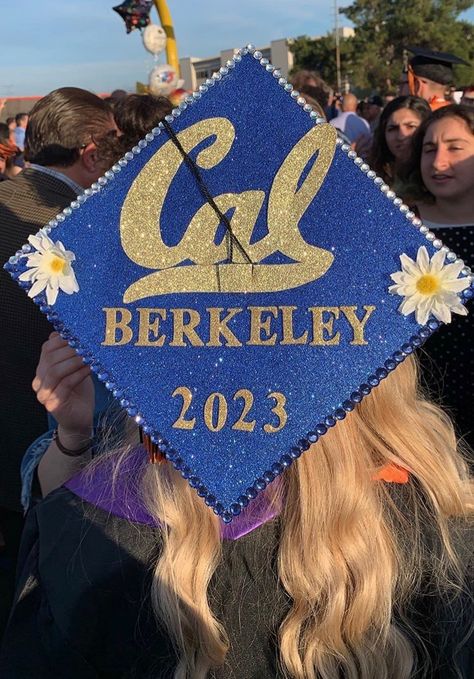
top-left (127, 355), bottom-right (472, 679)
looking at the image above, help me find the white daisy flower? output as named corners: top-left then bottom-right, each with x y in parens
top-left (388, 246), bottom-right (470, 326)
top-left (18, 231), bottom-right (79, 306)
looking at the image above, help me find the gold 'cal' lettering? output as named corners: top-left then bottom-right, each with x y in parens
top-left (121, 119), bottom-right (337, 302)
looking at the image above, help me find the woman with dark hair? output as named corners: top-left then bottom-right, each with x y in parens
top-left (369, 96), bottom-right (431, 184)
top-left (399, 104), bottom-right (474, 451)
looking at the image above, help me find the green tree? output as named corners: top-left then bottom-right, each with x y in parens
top-left (290, 1), bottom-right (473, 92)
top-left (342, 0), bottom-right (474, 90)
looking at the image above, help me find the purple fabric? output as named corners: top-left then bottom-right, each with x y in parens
top-left (65, 447), bottom-right (280, 540)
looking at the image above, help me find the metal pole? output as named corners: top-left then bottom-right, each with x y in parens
top-left (334, 0), bottom-right (342, 92)
top-left (153, 0), bottom-right (180, 74)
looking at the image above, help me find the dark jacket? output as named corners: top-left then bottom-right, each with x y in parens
top-left (0, 482), bottom-right (472, 678)
top-left (0, 168), bottom-right (77, 511)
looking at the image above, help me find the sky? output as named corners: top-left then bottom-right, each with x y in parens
top-left (1, 1), bottom-right (473, 97)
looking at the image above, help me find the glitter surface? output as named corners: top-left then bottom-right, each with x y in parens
top-left (7, 52), bottom-right (471, 520)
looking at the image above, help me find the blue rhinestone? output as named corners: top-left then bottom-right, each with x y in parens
top-left (360, 383), bottom-right (371, 395)
top-left (255, 478), bottom-right (267, 491)
top-left (90, 364), bottom-right (100, 373)
top-left (410, 335), bottom-right (422, 347)
top-left (375, 368), bottom-right (388, 380)
top-left (238, 495), bottom-right (249, 507)
top-left (18, 281), bottom-right (29, 289)
top-left (119, 397), bottom-right (128, 407)
top-left (324, 415), bottom-right (336, 427)
top-left (134, 415), bottom-right (144, 425)
top-left (350, 391), bottom-right (362, 402)
top-left (181, 467), bottom-right (191, 479)
top-left (112, 389), bottom-right (123, 398)
top-left (222, 511), bottom-right (233, 524)
top-left (197, 484), bottom-right (207, 497)
top-left (159, 440), bottom-right (171, 453)
top-left (384, 359), bottom-right (396, 371)
top-left (316, 423), bottom-right (328, 435)
top-left (298, 438), bottom-right (311, 450)
top-left (462, 289), bottom-right (473, 299)
top-left (245, 487), bottom-right (258, 499)
top-left (105, 382), bottom-right (114, 390)
top-left (307, 431), bottom-right (318, 443)
top-left (271, 463), bottom-right (283, 475)
top-left (368, 375), bottom-right (379, 387)
top-left (143, 424), bottom-right (152, 435)
top-left (97, 372), bottom-right (109, 382)
top-left (280, 454), bottom-right (292, 467)
top-left (342, 400), bottom-right (354, 411)
top-left (393, 351), bottom-right (405, 363)
top-left (289, 446), bottom-right (302, 459)
top-left (40, 305), bottom-right (51, 313)
top-left (205, 494), bottom-right (217, 508)
top-left (335, 408), bottom-right (346, 420)
top-left (428, 319), bottom-right (439, 330)
top-left (174, 457), bottom-right (184, 471)
top-left (263, 471), bottom-right (275, 484)
top-left (82, 356), bottom-right (93, 365)
top-left (127, 406), bottom-right (138, 416)
top-left (419, 327), bottom-right (432, 338)
top-left (401, 343), bottom-right (413, 354)
top-left (189, 476), bottom-right (200, 488)
top-left (230, 503), bottom-right (241, 516)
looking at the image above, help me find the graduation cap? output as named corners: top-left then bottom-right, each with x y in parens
top-left (408, 46), bottom-right (470, 85)
top-left (5, 46), bottom-right (473, 523)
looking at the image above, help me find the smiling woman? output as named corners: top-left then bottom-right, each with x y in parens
top-left (399, 104), bottom-right (474, 452)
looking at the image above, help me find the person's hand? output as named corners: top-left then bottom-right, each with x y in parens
top-left (33, 332), bottom-right (94, 444)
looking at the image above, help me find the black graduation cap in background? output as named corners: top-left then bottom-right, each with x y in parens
top-left (408, 46), bottom-right (470, 85)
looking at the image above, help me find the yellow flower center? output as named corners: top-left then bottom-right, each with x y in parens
top-left (48, 255), bottom-right (66, 274)
top-left (415, 273), bottom-right (440, 295)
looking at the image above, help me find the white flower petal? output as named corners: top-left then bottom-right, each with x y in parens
top-left (452, 303), bottom-right (468, 317)
top-left (27, 278), bottom-right (48, 299)
top-left (18, 268), bottom-right (37, 281)
top-left (431, 300), bottom-right (452, 324)
top-left (400, 294), bottom-right (422, 316)
top-left (441, 277), bottom-right (470, 293)
top-left (27, 234), bottom-right (45, 252)
top-left (416, 246), bottom-right (430, 273)
top-left (415, 296), bottom-right (433, 325)
top-left (59, 272), bottom-right (79, 294)
top-left (399, 253), bottom-right (421, 276)
top-left (439, 261), bottom-right (464, 282)
top-left (429, 248), bottom-right (446, 273)
top-left (46, 283), bottom-right (59, 306)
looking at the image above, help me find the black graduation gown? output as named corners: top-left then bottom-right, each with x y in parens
top-left (0, 485), bottom-right (472, 678)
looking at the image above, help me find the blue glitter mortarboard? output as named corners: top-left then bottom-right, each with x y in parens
top-left (6, 46), bottom-right (472, 522)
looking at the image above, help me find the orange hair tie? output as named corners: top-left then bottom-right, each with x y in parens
top-left (373, 463), bottom-right (409, 484)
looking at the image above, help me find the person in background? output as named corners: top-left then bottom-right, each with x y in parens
top-left (13, 112), bottom-right (28, 151)
top-left (0, 123), bottom-right (19, 181)
top-left (369, 95), bottom-right (431, 185)
top-left (329, 93), bottom-right (370, 143)
top-left (290, 70), bottom-right (334, 120)
top-left (460, 86), bottom-right (474, 107)
top-left (365, 95), bottom-right (384, 132)
top-left (408, 47), bottom-right (470, 111)
top-left (0, 87), bottom-right (118, 638)
top-left (399, 104), bottom-right (474, 451)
